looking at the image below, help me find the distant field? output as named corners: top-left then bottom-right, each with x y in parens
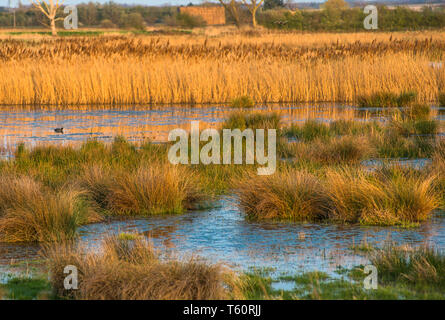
top-left (0, 28), bottom-right (443, 106)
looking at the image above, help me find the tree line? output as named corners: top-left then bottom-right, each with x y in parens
top-left (0, 0), bottom-right (444, 31)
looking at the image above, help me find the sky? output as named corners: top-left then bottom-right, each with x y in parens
top-left (1, 0), bottom-right (328, 8)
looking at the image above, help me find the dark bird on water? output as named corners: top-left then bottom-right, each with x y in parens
top-left (54, 128), bottom-right (64, 133)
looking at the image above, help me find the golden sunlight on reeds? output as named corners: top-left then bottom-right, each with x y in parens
top-left (0, 32), bottom-right (444, 106)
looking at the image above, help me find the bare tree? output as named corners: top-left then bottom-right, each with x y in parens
top-left (242, 0), bottom-right (264, 28)
top-left (30, 0), bottom-right (64, 36)
top-left (218, 0), bottom-right (241, 29)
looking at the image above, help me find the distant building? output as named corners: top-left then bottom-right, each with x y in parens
top-left (179, 6), bottom-right (226, 26)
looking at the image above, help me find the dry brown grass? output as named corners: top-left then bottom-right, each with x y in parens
top-left (0, 175), bottom-right (101, 242)
top-left (80, 162), bottom-right (203, 215)
top-left (44, 234), bottom-right (242, 300)
top-left (234, 169), bottom-right (330, 221)
top-left (296, 135), bottom-right (374, 165)
top-left (0, 31), bottom-right (444, 106)
top-left (431, 139), bottom-right (445, 208)
top-left (234, 165), bottom-right (440, 225)
top-left (325, 166), bottom-right (440, 225)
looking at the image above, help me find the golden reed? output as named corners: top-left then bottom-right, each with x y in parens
top-left (0, 31), bottom-right (444, 106)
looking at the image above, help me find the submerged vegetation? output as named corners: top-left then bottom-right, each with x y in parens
top-left (230, 95), bottom-right (255, 109)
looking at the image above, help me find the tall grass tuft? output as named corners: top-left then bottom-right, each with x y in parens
top-left (284, 120), bottom-right (381, 141)
top-left (234, 169), bottom-right (330, 221)
top-left (358, 91), bottom-right (417, 108)
top-left (44, 234), bottom-right (241, 300)
top-left (431, 139), bottom-right (445, 208)
top-left (325, 166), bottom-right (440, 225)
top-left (439, 92), bottom-right (445, 107)
top-left (222, 112), bottom-right (281, 130)
top-left (106, 163), bottom-right (203, 216)
top-left (370, 245), bottom-right (445, 290)
top-left (0, 175), bottom-right (100, 242)
top-left (301, 136), bottom-right (374, 165)
top-left (230, 96), bottom-right (254, 108)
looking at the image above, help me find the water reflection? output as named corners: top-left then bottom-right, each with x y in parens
top-left (3, 198), bottom-right (442, 277)
top-left (0, 103), bottom-right (374, 157)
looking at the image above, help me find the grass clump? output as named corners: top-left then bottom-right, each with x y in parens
top-left (117, 232), bottom-right (141, 241)
top-left (431, 140), bottom-right (445, 208)
top-left (283, 120), bottom-right (330, 141)
top-left (0, 277), bottom-right (52, 300)
top-left (325, 166), bottom-right (440, 226)
top-left (234, 169), bottom-right (329, 221)
top-left (358, 91), bottom-right (417, 108)
top-left (45, 234), bottom-right (241, 300)
top-left (302, 136), bottom-right (374, 165)
top-left (81, 162), bottom-right (203, 216)
top-left (0, 175), bottom-right (100, 242)
top-left (222, 112), bottom-right (281, 131)
top-left (413, 120), bottom-right (439, 135)
top-left (439, 92), bottom-right (445, 107)
top-left (235, 165), bottom-right (439, 226)
top-left (405, 104), bottom-right (431, 120)
top-left (230, 95), bottom-right (255, 108)
top-left (107, 163), bottom-right (202, 216)
top-left (283, 120), bottom-right (381, 142)
top-left (371, 245), bottom-right (445, 291)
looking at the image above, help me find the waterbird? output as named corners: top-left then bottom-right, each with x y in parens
top-left (54, 127), bottom-right (64, 133)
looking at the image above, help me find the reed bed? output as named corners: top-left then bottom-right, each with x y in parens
top-left (45, 234), bottom-right (242, 300)
top-left (0, 32), bottom-right (444, 106)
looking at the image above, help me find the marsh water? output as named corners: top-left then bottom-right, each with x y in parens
top-left (1, 103), bottom-right (443, 157)
top-left (0, 103), bottom-right (444, 278)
